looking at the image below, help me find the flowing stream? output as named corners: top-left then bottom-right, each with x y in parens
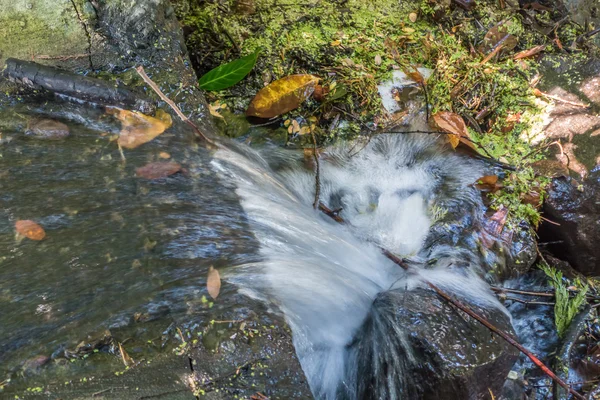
top-left (1, 98), bottom-right (515, 398)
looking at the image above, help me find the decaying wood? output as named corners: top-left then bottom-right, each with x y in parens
top-left (3, 58), bottom-right (153, 113)
top-left (318, 202), bottom-right (586, 400)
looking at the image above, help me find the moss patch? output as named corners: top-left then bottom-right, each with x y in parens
top-left (177, 0), bottom-right (593, 225)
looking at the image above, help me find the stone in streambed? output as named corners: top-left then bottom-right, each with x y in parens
top-left (25, 119), bottom-right (70, 140)
top-left (352, 288), bottom-right (519, 400)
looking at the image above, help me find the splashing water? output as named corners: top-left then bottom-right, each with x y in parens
top-left (212, 133), bottom-right (510, 399)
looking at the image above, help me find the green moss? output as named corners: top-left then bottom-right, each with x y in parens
top-left (176, 0), bottom-right (591, 225)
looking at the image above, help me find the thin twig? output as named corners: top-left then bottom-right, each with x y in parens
top-left (310, 126), bottom-right (321, 209)
top-left (135, 66), bottom-right (215, 146)
top-left (318, 201), bottom-right (586, 400)
top-left (500, 295), bottom-right (555, 306)
top-left (491, 286), bottom-right (555, 297)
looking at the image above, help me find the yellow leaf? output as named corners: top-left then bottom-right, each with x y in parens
top-left (246, 75), bottom-right (319, 118)
top-left (207, 266), bottom-right (221, 299)
top-left (209, 103), bottom-right (225, 121)
top-left (447, 134), bottom-right (460, 149)
top-left (108, 108), bottom-right (172, 149)
top-left (409, 12), bottom-right (417, 23)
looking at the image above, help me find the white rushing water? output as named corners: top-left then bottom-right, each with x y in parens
top-left (211, 133), bottom-right (508, 399)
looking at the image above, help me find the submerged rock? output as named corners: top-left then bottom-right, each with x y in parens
top-left (540, 168), bottom-right (600, 276)
top-left (352, 288), bottom-right (518, 400)
top-left (25, 119), bottom-right (70, 140)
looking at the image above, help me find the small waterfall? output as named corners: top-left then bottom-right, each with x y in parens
top-left (211, 133), bottom-right (509, 399)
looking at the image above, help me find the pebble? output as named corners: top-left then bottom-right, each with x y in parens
top-left (25, 119), bottom-right (70, 140)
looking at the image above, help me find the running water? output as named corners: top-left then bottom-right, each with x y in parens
top-left (212, 133), bottom-right (510, 399)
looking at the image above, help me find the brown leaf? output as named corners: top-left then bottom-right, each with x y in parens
top-left (135, 162), bottom-right (182, 179)
top-left (207, 266), bottom-right (221, 299)
top-left (118, 342), bottom-right (135, 367)
top-left (479, 21), bottom-right (518, 54)
top-left (513, 44), bottom-right (545, 60)
top-left (432, 111), bottom-right (469, 149)
top-left (488, 206), bottom-right (508, 235)
top-left (409, 12), bottom-right (417, 22)
top-left (405, 68), bottom-right (425, 85)
top-left (246, 75), bottom-right (319, 118)
top-left (521, 190), bottom-right (541, 208)
top-left (108, 108), bottom-right (172, 149)
top-left (475, 175), bottom-right (502, 192)
top-left (531, 159), bottom-right (569, 178)
top-left (15, 220), bottom-right (46, 241)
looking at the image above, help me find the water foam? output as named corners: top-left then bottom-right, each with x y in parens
top-left (212, 133), bottom-right (507, 398)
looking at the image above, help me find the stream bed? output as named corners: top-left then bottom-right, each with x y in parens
top-left (0, 98), bottom-right (311, 398)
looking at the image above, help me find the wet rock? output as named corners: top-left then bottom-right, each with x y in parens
top-left (540, 167), bottom-right (600, 275)
top-left (25, 119), bottom-right (70, 140)
top-left (353, 288), bottom-right (519, 400)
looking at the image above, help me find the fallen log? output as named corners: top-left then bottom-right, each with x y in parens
top-left (2, 58), bottom-right (154, 113)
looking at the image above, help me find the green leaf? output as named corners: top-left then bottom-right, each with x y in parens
top-left (327, 84), bottom-right (348, 101)
top-left (199, 49), bottom-right (260, 91)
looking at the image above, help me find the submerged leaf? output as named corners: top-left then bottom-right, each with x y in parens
top-left (207, 266), bottom-right (221, 299)
top-left (135, 162), bottom-right (182, 179)
top-left (15, 220), bottom-right (46, 241)
top-left (118, 343), bottom-right (134, 367)
top-left (246, 74), bottom-right (320, 118)
top-left (108, 108), bottom-right (172, 149)
top-left (199, 48), bottom-right (260, 91)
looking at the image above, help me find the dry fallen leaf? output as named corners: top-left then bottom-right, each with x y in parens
top-left (479, 21), bottom-right (518, 54)
top-left (474, 175), bottom-right (502, 192)
top-left (521, 190), bottom-right (542, 208)
top-left (432, 111), bottom-right (469, 149)
top-left (207, 266), bottom-right (221, 299)
top-left (513, 44), bottom-right (545, 60)
top-left (108, 108), bottom-right (172, 149)
top-left (488, 206), bottom-right (508, 235)
top-left (246, 74), bottom-right (320, 118)
top-left (405, 68), bottom-right (425, 85)
top-left (374, 54), bottom-right (382, 66)
top-left (209, 103), bottom-right (226, 121)
top-left (15, 220), bottom-right (46, 241)
top-left (135, 162), bottom-right (182, 179)
top-left (409, 12), bottom-right (417, 22)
